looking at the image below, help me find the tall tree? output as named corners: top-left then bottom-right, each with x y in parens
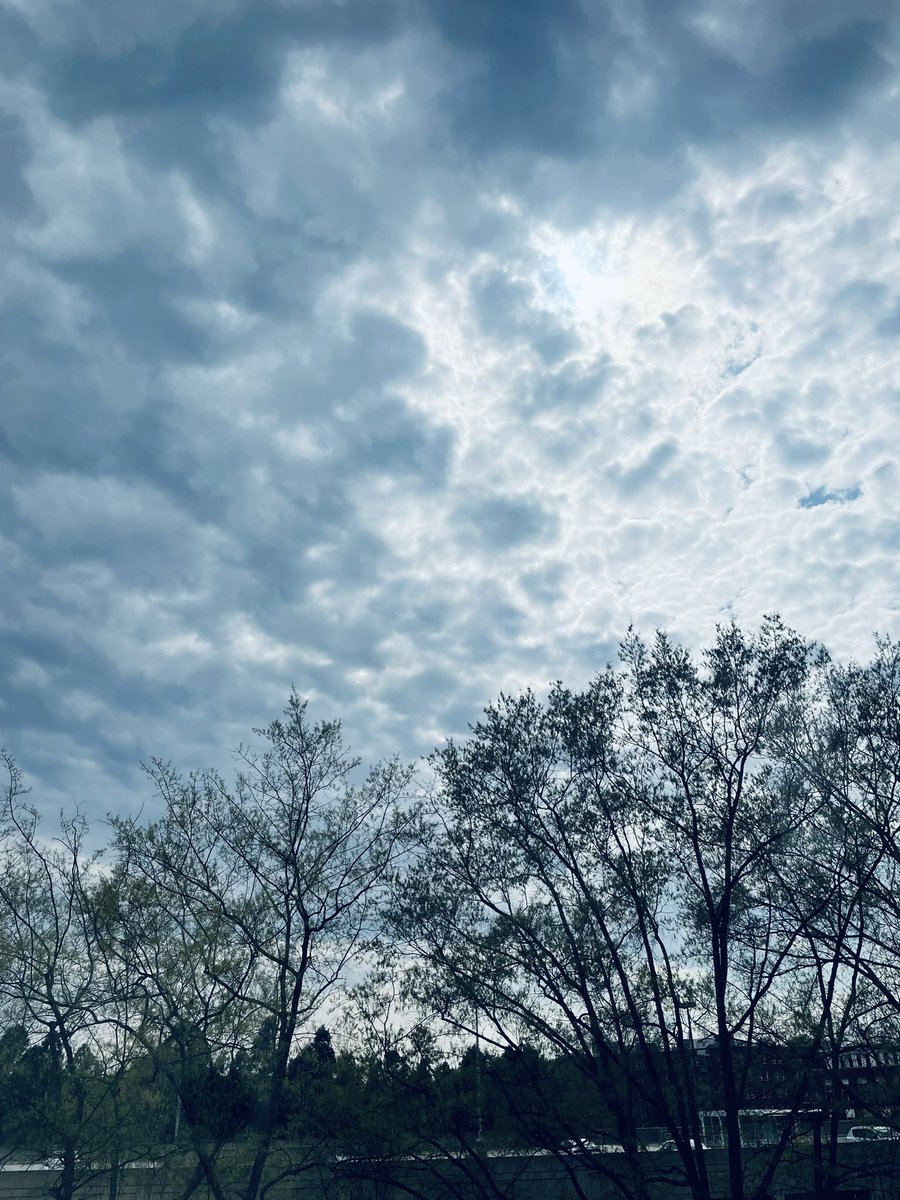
top-left (621, 619), bottom-right (825, 1200)
top-left (106, 693), bottom-right (414, 1200)
top-left (392, 620), bottom-right (827, 1200)
top-left (781, 637), bottom-right (900, 1194)
top-left (0, 751), bottom-right (130, 1200)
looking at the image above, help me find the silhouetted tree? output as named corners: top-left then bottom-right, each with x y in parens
top-left (106, 693), bottom-right (415, 1200)
top-left (392, 620), bottom-right (833, 1200)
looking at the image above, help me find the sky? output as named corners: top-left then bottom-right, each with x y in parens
top-left (3, 0), bottom-right (900, 822)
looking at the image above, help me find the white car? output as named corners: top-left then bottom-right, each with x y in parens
top-left (562, 1139), bottom-right (625, 1154)
top-left (843, 1126), bottom-right (896, 1142)
top-left (656, 1139), bottom-right (709, 1153)
top-left (0, 1159), bottom-right (65, 1172)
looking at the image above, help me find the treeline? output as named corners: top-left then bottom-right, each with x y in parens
top-left (3, 619), bottom-right (900, 1200)
top-left (0, 1022), bottom-right (619, 1173)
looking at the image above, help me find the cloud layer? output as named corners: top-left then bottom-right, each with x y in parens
top-left (3, 0), bottom-right (900, 817)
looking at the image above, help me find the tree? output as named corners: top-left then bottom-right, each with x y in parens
top-left (105, 692), bottom-right (414, 1200)
top-left (779, 637), bottom-right (900, 1196)
top-left (0, 751), bottom-right (135, 1200)
top-left (620, 620), bottom-right (828, 1200)
top-left (391, 620), bottom-right (828, 1200)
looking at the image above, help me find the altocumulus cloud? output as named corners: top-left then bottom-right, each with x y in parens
top-left (2, 0), bottom-right (900, 819)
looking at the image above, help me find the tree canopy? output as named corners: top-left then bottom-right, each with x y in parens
top-left (3, 626), bottom-right (900, 1200)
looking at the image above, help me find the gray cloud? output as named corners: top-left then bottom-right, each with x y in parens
top-left (56, 249), bottom-right (214, 363)
top-left (877, 305), bottom-right (900, 338)
top-left (432, 0), bottom-right (604, 159)
top-left (3, 0), bottom-right (900, 825)
top-left (528, 355), bottom-right (616, 413)
top-left (608, 441), bottom-right (680, 498)
top-left (470, 267), bottom-right (580, 364)
top-left (774, 430), bottom-right (833, 469)
top-left (454, 493), bottom-right (560, 552)
top-left (41, 2), bottom-right (405, 120)
top-left (0, 113), bottom-right (34, 216)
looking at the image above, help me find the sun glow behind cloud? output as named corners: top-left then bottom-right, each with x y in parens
top-left (530, 220), bottom-right (693, 330)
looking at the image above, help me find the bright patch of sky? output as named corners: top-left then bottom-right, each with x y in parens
top-left (2, 0), bottom-right (900, 820)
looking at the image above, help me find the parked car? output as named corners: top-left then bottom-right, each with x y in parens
top-left (0, 1158), bottom-right (67, 1172)
top-left (656, 1139), bottom-right (709, 1153)
top-left (562, 1138), bottom-right (625, 1154)
top-left (843, 1126), bottom-right (896, 1142)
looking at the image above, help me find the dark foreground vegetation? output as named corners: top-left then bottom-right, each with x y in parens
top-left (3, 619), bottom-right (900, 1200)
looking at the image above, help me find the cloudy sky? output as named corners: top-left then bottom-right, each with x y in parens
top-left (3, 0), bottom-right (900, 820)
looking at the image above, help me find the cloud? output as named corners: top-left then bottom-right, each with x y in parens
top-left (40, 1), bottom-right (405, 121)
top-left (429, 0), bottom-right (601, 158)
top-left (528, 355), bottom-right (616, 413)
top-left (453, 492), bottom-right (560, 553)
top-left (876, 302), bottom-right (900, 338)
top-left (608, 441), bottom-right (681, 499)
top-left (2, 0), bottom-right (900, 827)
top-left (469, 266), bottom-right (580, 364)
top-left (0, 113), bottom-right (34, 217)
